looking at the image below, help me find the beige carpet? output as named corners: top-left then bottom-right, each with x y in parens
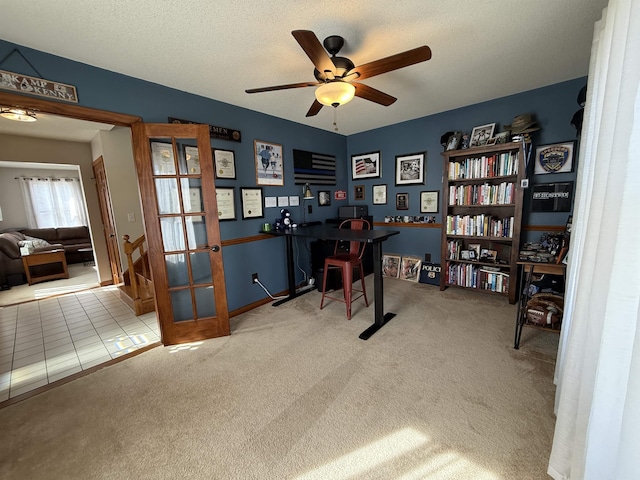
top-left (0, 277), bottom-right (558, 479)
top-left (0, 264), bottom-right (99, 306)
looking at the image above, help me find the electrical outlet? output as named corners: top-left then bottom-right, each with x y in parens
top-left (251, 273), bottom-right (259, 284)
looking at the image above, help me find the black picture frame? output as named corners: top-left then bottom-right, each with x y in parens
top-left (215, 187), bottom-right (236, 221)
top-left (240, 187), bottom-right (264, 219)
top-left (351, 151), bottom-right (382, 180)
top-left (395, 152), bottom-right (426, 185)
top-left (213, 148), bottom-right (236, 179)
top-left (318, 190), bottom-right (331, 206)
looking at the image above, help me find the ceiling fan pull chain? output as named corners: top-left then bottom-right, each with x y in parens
top-left (333, 106), bottom-right (339, 131)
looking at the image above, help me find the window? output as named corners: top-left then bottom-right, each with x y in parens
top-left (19, 176), bottom-right (88, 228)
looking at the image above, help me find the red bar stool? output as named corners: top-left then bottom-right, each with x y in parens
top-left (320, 218), bottom-right (370, 319)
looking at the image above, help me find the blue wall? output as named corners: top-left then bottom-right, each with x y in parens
top-left (0, 39), bottom-right (582, 310)
top-left (347, 78), bottom-right (584, 259)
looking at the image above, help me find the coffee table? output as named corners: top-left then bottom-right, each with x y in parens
top-left (21, 250), bottom-right (69, 285)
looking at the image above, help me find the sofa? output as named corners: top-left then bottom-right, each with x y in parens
top-left (0, 226), bottom-right (92, 287)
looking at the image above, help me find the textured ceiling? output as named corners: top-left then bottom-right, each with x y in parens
top-left (0, 0), bottom-right (607, 136)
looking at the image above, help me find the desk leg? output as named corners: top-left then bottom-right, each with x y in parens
top-left (359, 242), bottom-right (396, 340)
top-left (272, 235), bottom-right (298, 306)
top-left (514, 265), bottom-right (532, 349)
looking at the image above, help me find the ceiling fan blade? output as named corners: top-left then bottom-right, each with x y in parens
top-left (245, 81), bottom-right (318, 94)
top-left (305, 100), bottom-right (324, 117)
top-left (352, 82), bottom-right (397, 106)
top-left (347, 46), bottom-right (432, 81)
top-left (292, 30), bottom-right (336, 75)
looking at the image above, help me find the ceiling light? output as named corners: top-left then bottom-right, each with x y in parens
top-left (315, 82), bottom-right (356, 107)
top-left (0, 107), bottom-right (37, 122)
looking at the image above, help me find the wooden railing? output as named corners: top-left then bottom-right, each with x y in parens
top-left (118, 234), bottom-right (155, 315)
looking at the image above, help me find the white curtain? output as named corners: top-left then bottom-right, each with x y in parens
top-left (548, 1), bottom-right (640, 479)
top-left (18, 176), bottom-right (88, 228)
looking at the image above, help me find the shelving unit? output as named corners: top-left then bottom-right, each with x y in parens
top-left (440, 142), bottom-right (525, 304)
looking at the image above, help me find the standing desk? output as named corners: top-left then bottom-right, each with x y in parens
top-left (266, 224), bottom-right (400, 340)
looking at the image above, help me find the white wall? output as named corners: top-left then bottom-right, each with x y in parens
top-left (90, 127), bottom-right (145, 270)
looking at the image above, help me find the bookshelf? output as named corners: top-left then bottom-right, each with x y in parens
top-left (440, 142), bottom-right (525, 304)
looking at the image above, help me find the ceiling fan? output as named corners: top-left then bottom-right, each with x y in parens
top-left (245, 30), bottom-right (432, 117)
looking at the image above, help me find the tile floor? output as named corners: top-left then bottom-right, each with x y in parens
top-left (0, 285), bottom-right (159, 401)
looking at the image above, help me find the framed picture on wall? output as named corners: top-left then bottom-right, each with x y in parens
top-left (215, 187), bottom-right (236, 221)
top-left (254, 140), bottom-right (283, 186)
top-left (351, 151), bottom-right (381, 179)
top-left (396, 192), bottom-right (409, 210)
top-left (354, 184), bottom-right (365, 200)
top-left (534, 141), bottom-right (576, 174)
top-left (372, 184), bottom-right (387, 205)
top-left (395, 152), bottom-right (425, 185)
top-left (420, 191), bottom-right (439, 213)
top-left (240, 187), bottom-right (264, 219)
top-left (213, 149), bottom-right (236, 179)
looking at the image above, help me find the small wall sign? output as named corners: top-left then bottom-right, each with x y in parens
top-left (0, 69), bottom-right (78, 103)
top-left (168, 117), bottom-right (242, 143)
top-left (334, 190), bottom-right (347, 200)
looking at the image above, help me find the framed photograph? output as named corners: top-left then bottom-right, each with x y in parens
top-left (351, 151), bottom-right (381, 180)
top-left (318, 190), bottom-right (331, 206)
top-left (420, 191), bottom-right (439, 213)
top-left (354, 185), bottom-right (365, 201)
top-left (213, 149), bottom-right (236, 179)
top-left (480, 249), bottom-right (498, 263)
top-left (382, 254), bottom-right (401, 278)
top-left (399, 256), bottom-right (422, 282)
top-left (461, 250), bottom-right (471, 261)
top-left (372, 184), bottom-right (387, 205)
top-left (534, 141), bottom-right (575, 174)
top-left (240, 187), bottom-right (264, 219)
top-left (396, 192), bottom-right (409, 210)
top-left (485, 137), bottom-right (498, 146)
top-left (215, 187), bottom-right (236, 221)
top-left (469, 123), bottom-right (496, 148)
top-left (494, 131), bottom-right (510, 144)
top-left (446, 132), bottom-right (462, 151)
top-left (468, 243), bottom-right (481, 261)
top-left (395, 152), bottom-right (425, 185)
top-left (254, 140), bottom-right (283, 186)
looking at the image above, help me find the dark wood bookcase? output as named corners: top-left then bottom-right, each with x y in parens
top-left (440, 142), bottom-right (525, 304)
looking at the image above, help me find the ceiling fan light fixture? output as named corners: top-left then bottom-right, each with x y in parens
top-left (0, 107), bottom-right (37, 122)
top-left (315, 82), bottom-right (355, 107)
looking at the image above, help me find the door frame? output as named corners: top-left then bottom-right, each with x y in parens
top-left (0, 91), bottom-right (142, 283)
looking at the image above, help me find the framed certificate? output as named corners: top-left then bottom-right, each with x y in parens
top-left (213, 149), bottom-right (236, 179)
top-left (420, 191), bottom-right (439, 213)
top-left (372, 184), bottom-right (387, 205)
top-left (215, 187), bottom-right (236, 221)
top-left (241, 187), bottom-right (264, 219)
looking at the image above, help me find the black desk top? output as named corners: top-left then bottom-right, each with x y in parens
top-left (267, 224), bottom-right (400, 243)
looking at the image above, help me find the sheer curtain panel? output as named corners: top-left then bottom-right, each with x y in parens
top-left (19, 176), bottom-right (88, 228)
top-left (548, 1), bottom-right (640, 479)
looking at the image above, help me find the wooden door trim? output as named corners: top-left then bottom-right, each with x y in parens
top-left (0, 92), bottom-right (141, 126)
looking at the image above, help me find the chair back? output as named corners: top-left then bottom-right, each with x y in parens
top-left (335, 218), bottom-right (371, 259)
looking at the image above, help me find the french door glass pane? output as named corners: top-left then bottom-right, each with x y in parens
top-left (166, 253), bottom-right (188, 288)
top-left (155, 178), bottom-right (180, 214)
top-left (170, 289), bottom-right (193, 322)
top-left (160, 217), bottom-right (185, 251)
top-left (189, 251), bottom-right (212, 284)
top-left (151, 142), bottom-right (176, 175)
top-left (195, 286), bottom-right (217, 318)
